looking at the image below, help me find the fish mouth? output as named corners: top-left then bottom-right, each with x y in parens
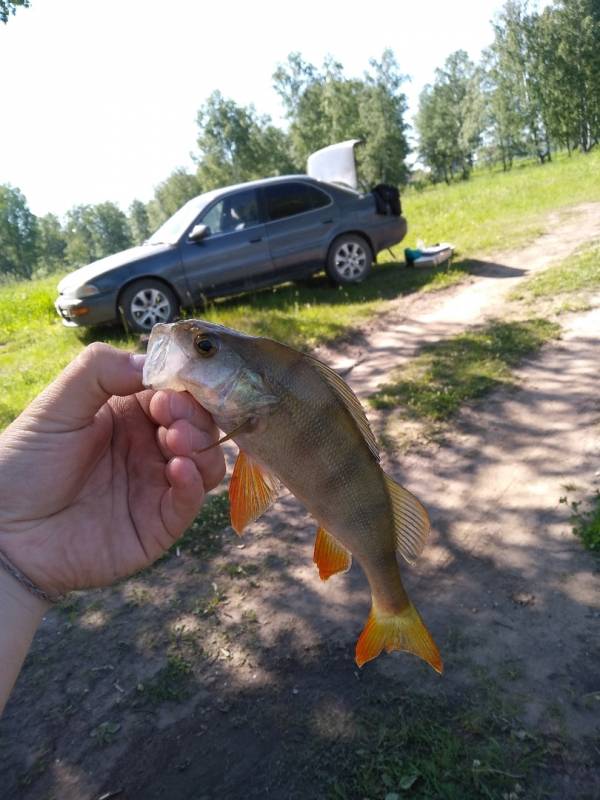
top-left (143, 323), bottom-right (187, 390)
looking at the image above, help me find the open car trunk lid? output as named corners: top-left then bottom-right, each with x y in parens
top-left (306, 139), bottom-right (362, 190)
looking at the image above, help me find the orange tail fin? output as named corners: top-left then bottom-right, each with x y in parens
top-left (355, 602), bottom-right (443, 674)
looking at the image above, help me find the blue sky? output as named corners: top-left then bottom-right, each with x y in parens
top-left (1, 0), bottom-right (514, 218)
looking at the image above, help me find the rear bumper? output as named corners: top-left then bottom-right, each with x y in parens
top-left (54, 293), bottom-right (117, 328)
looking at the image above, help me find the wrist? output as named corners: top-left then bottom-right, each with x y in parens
top-left (0, 562), bottom-right (50, 619)
top-left (0, 560), bottom-right (49, 715)
top-left (0, 535), bottom-right (66, 603)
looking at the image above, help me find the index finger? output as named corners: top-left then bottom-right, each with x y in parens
top-left (148, 390), bottom-right (217, 432)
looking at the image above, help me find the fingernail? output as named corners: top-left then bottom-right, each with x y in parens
top-left (169, 391), bottom-right (191, 419)
top-left (130, 354), bottom-right (146, 372)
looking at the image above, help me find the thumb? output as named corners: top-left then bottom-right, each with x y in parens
top-left (26, 343), bottom-right (145, 432)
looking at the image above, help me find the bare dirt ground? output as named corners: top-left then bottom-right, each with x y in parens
top-left (2, 203), bottom-right (599, 800)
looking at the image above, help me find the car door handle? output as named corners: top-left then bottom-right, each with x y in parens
top-left (249, 237), bottom-right (263, 243)
top-left (321, 219), bottom-right (333, 224)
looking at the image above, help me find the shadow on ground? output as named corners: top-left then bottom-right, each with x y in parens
top-left (2, 268), bottom-right (599, 800)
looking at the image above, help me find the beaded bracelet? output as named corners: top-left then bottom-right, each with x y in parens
top-left (0, 549), bottom-right (64, 604)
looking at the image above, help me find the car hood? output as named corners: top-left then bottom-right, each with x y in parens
top-left (57, 242), bottom-right (174, 292)
top-left (306, 139), bottom-right (362, 190)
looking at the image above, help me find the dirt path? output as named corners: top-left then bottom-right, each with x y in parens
top-left (2, 203), bottom-right (599, 800)
top-left (317, 201), bottom-right (600, 394)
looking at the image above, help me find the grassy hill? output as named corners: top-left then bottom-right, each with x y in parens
top-left (1, 148), bottom-right (599, 430)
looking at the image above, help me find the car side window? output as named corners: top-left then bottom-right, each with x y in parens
top-left (197, 189), bottom-right (259, 236)
top-left (264, 182), bottom-right (330, 222)
top-left (304, 184), bottom-right (331, 210)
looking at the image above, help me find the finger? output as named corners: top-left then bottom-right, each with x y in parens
top-left (28, 344), bottom-right (145, 432)
top-left (161, 457), bottom-right (206, 540)
top-left (156, 426), bottom-right (172, 462)
top-left (149, 390), bottom-right (217, 432)
top-left (165, 420), bottom-right (226, 491)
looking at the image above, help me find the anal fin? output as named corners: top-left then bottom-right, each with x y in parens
top-left (355, 601), bottom-right (443, 674)
top-left (229, 451), bottom-right (280, 535)
top-left (313, 527), bottom-right (352, 581)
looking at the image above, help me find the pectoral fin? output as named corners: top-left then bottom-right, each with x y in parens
top-left (229, 451), bottom-right (280, 535)
top-left (313, 526), bottom-right (352, 581)
top-left (384, 474), bottom-right (431, 565)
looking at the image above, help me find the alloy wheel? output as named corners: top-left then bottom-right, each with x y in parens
top-left (130, 288), bottom-right (172, 330)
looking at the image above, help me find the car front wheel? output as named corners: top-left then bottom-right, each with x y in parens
top-left (118, 279), bottom-right (178, 333)
top-left (326, 234), bottom-right (373, 285)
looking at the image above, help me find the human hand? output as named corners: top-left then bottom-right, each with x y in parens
top-left (0, 342), bottom-right (225, 599)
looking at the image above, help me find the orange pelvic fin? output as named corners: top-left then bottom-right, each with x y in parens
top-left (229, 450), bottom-right (280, 535)
top-left (313, 526), bottom-right (352, 580)
top-left (355, 601), bottom-right (443, 674)
top-left (384, 474), bottom-right (431, 565)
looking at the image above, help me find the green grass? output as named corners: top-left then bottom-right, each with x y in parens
top-left (510, 240), bottom-right (600, 302)
top-left (0, 275), bottom-right (135, 429)
top-left (200, 259), bottom-right (468, 349)
top-left (176, 491), bottom-right (231, 556)
top-left (370, 319), bottom-right (561, 420)
top-left (403, 149), bottom-right (600, 255)
top-left (327, 691), bottom-right (548, 800)
top-left (560, 490), bottom-right (600, 552)
top-left (0, 262), bottom-right (466, 430)
top-left (2, 148), bottom-right (599, 430)
top-left (136, 654), bottom-right (194, 705)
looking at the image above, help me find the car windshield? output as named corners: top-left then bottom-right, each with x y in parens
top-left (146, 192), bottom-right (217, 245)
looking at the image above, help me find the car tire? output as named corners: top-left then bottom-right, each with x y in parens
top-left (326, 234), bottom-right (373, 285)
top-left (118, 279), bottom-right (179, 334)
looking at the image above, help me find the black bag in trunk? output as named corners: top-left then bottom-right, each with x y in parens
top-left (371, 184), bottom-right (401, 216)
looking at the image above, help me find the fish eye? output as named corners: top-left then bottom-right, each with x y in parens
top-left (194, 334), bottom-right (218, 358)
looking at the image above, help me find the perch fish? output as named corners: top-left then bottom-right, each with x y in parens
top-left (143, 320), bottom-right (442, 673)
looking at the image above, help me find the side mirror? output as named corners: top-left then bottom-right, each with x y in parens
top-left (189, 223), bottom-right (208, 242)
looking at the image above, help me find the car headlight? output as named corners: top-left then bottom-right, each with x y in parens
top-left (74, 284), bottom-right (100, 299)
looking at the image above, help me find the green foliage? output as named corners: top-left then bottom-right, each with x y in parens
top-left (64, 202), bottom-right (132, 267)
top-left (481, 0), bottom-right (600, 171)
top-left (370, 319), bottom-right (560, 419)
top-left (416, 51), bottom-right (484, 182)
top-left (273, 50), bottom-right (409, 186)
top-left (128, 199), bottom-right (151, 245)
top-left (195, 91), bottom-right (295, 191)
top-left (0, 184), bottom-right (38, 280)
top-left (146, 168), bottom-right (202, 231)
top-left (35, 213), bottom-right (67, 276)
top-left (0, 0), bottom-right (29, 23)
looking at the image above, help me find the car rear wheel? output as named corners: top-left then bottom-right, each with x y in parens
top-left (326, 234), bottom-right (373, 285)
top-left (119, 279), bottom-right (178, 333)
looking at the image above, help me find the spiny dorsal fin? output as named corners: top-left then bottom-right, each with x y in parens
top-left (384, 474), bottom-right (431, 565)
top-left (313, 526), bottom-right (352, 581)
top-left (305, 355), bottom-right (379, 462)
top-left (229, 450), bottom-right (280, 535)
